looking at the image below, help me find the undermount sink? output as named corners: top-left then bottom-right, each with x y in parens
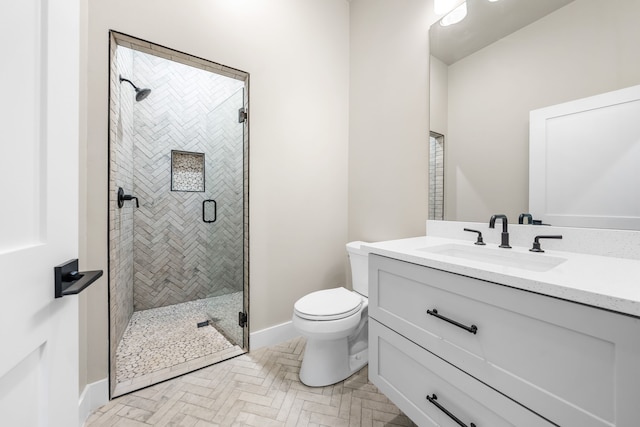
top-left (417, 243), bottom-right (566, 272)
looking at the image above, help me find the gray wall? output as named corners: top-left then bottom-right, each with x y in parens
top-left (348, 0), bottom-right (430, 243)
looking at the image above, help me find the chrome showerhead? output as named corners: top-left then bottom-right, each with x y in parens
top-left (119, 75), bottom-right (151, 102)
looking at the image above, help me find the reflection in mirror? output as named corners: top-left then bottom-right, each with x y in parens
top-left (429, 0), bottom-right (640, 228)
top-left (429, 132), bottom-right (445, 220)
top-left (529, 85), bottom-right (640, 230)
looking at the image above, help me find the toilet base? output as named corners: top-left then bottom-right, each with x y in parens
top-left (349, 348), bottom-right (368, 373)
top-left (299, 338), bottom-right (368, 387)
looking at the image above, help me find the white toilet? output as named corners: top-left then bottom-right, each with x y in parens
top-left (292, 241), bottom-right (369, 387)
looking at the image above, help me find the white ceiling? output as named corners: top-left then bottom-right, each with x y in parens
top-left (430, 0), bottom-right (575, 65)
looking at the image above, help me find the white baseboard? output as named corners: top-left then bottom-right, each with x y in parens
top-left (79, 378), bottom-right (108, 426)
top-left (250, 321), bottom-right (299, 350)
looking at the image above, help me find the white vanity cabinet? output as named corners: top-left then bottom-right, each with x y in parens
top-left (368, 254), bottom-right (640, 427)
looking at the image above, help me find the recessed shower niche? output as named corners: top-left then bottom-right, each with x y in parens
top-left (171, 150), bottom-right (205, 192)
top-left (107, 31), bottom-right (249, 398)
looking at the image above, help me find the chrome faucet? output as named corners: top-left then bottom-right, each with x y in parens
top-left (489, 214), bottom-right (511, 248)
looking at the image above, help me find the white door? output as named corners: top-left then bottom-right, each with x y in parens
top-left (0, 1), bottom-right (81, 426)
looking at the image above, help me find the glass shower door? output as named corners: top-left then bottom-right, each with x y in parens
top-left (203, 88), bottom-right (247, 353)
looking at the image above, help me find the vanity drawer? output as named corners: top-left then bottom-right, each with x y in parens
top-left (369, 318), bottom-right (551, 427)
top-left (369, 254), bottom-right (640, 427)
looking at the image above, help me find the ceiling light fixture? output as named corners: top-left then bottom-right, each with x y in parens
top-left (434, 0), bottom-right (459, 16)
top-left (440, 1), bottom-right (468, 26)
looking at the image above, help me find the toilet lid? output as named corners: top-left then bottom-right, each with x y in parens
top-left (294, 287), bottom-right (363, 321)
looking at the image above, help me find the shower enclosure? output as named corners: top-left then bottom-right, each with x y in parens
top-left (108, 32), bottom-right (249, 397)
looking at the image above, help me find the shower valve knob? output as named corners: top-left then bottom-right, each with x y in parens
top-left (117, 187), bottom-right (139, 208)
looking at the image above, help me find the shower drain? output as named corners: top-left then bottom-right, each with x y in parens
top-left (196, 320), bottom-right (210, 328)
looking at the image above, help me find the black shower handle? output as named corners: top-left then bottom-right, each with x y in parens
top-left (203, 199), bottom-right (217, 223)
top-left (117, 187), bottom-right (139, 208)
top-left (123, 195), bottom-right (139, 208)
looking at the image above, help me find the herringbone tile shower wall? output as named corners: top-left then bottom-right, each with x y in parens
top-left (109, 43), bottom-right (134, 394)
top-left (109, 44), bottom-right (136, 391)
top-left (131, 51), bottom-right (245, 311)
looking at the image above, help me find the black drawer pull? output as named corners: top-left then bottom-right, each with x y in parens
top-left (427, 309), bottom-right (478, 334)
top-left (427, 394), bottom-right (476, 427)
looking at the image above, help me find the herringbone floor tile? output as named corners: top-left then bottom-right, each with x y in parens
top-left (86, 337), bottom-right (417, 427)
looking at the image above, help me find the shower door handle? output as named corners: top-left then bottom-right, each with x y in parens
top-left (203, 199), bottom-right (217, 223)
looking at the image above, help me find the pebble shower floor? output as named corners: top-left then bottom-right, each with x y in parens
top-left (114, 292), bottom-right (244, 396)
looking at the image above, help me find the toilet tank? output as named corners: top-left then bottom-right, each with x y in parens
top-left (347, 241), bottom-right (369, 297)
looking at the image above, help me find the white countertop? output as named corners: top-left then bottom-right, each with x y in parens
top-left (363, 236), bottom-right (640, 318)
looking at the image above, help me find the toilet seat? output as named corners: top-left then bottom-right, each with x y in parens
top-left (294, 287), bottom-right (363, 321)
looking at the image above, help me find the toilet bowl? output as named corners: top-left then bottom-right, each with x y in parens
top-left (292, 241), bottom-right (369, 387)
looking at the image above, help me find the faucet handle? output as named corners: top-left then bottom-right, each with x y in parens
top-left (530, 235), bottom-right (563, 253)
top-left (117, 187), bottom-right (140, 208)
top-left (463, 228), bottom-right (486, 245)
top-left (518, 213), bottom-right (533, 224)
